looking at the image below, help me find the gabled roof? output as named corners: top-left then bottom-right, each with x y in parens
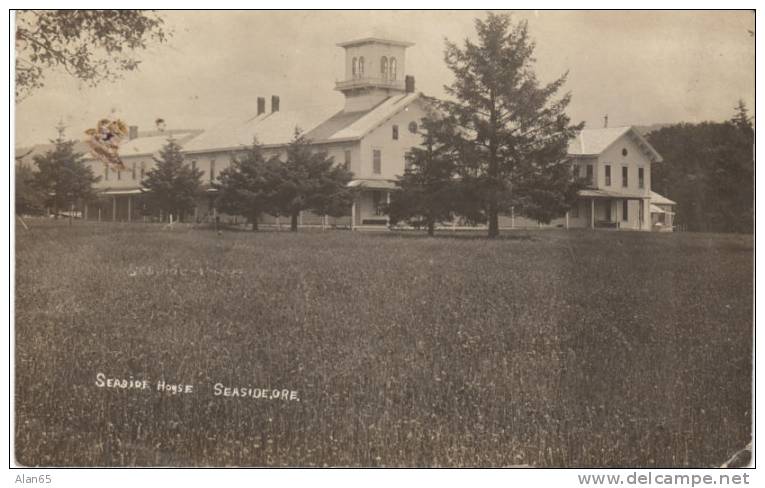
top-left (568, 126), bottom-right (663, 163)
top-left (183, 92), bottom-right (424, 153)
top-left (326, 92), bottom-right (421, 141)
top-left (15, 130), bottom-right (201, 165)
top-left (337, 38), bottom-right (414, 48)
top-left (117, 131), bottom-right (202, 158)
top-left (183, 107), bottom-right (339, 153)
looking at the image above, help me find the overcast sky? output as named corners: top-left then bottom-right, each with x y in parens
top-left (15, 10), bottom-right (754, 147)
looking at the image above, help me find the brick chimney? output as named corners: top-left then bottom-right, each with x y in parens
top-left (271, 95), bottom-right (280, 113)
top-left (128, 125), bottom-right (139, 140)
top-left (257, 97), bottom-right (266, 116)
top-left (405, 75), bottom-right (415, 93)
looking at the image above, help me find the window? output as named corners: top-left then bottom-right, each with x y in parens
top-left (210, 159), bottom-right (216, 182)
top-left (352, 57), bottom-right (357, 78)
top-left (392, 125), bottom-right (399, 140)
top-left (571, 202), bottom-right (579, 218)
top-left (622, 200), bottom-right (628, 221)
top-left (638, 167), bottom-right (644, 189)
top-left (117, 168), bottom-right (121, 180)
top-left (380, 56), bottom-right (388, 79)
top-left (622, 166), bottom-right (628, 187)
top-left (191, 160), bottom-right (197, 172)
top-left (408, 121), bottom-right (418, 134)
top-left (132, 162), bottom-right (136, 180)
top-left (104, 165), bottom-right (109, 181)
top-left (390, 58), bottom-right (397, 80)
top-left (622, 148), bottom-right (628, 157)
top-left (372, 149), bottom-right (381, 174)
top-left (344, 149), bottom-right (351, 171)
top-left (140, 162), bottom-right (145, 180)
top-left (358, 56), bottom-right (365, 77)
top-left (586, 164), bottom-right (593, 186)
top-left (605, 164), bottom-right (611, 186)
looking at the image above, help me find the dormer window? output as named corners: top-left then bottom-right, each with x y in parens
top-left (358, 56), bottom-right (365, 77)
top-left (352, 57), bottom-right (357, 78)
top-left (390, 57), bottom-right (397, 80)
top-left (380, 57), bottom-right (388, 80)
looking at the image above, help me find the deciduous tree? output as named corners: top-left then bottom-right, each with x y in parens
top-left (15, 10), bottom-right (168, 101)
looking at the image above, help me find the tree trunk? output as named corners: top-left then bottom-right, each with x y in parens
top-left (487, 90), bottom-right (499, 239)
top-left (290, 211), bottom-right (299, 232)
top-left (427, 219), bottom-right (435, 237)
top-left (488, 203), bottom-right (499, 238)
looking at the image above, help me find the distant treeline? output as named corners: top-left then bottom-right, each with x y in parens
top-left (646, 102), bottom-right (753, 234)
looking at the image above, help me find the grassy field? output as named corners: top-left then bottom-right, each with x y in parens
top-left (14, 221), bottom-right (753, 467)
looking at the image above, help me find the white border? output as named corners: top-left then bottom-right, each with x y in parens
top-left (5, 5), bottom-right (760, 488)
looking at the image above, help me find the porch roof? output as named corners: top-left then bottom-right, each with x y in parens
top-left (99, 188), bottom-right (143, 196)
top-left (347, 179), bottom-right (398, 190)
top-left (578, 189), bottom-right (648, 199)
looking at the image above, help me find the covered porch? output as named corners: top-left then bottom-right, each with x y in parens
top-left (577, 189), bottom-right (650, 231)
top-left (347, 179), bottom-right (397, 230)
top-left (86, 188), bottom-right (144, 222)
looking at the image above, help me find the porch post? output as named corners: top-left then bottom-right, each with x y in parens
top-left (565, 211), bottom-right (569, 230)
top-left (386, 191), bottom-right (391, 227)
top-left (112, 196), bottom-right (117, 222)
top-left (511, 206), bottom-right (515, 229)
top-left (127, 196), bottom-right (132, 222)
top-left (590, 198), bottom-right (595, 229)
top-left (84, 204), bottom-right (89, 220)
top-left (351, 200), bottom-right (356, 231)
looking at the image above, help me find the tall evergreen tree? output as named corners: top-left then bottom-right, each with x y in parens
top-left (214, 138), bottom-right (281, 231)
top-left (32, 136), bottom-right (99, 217)
top-left (141, 138), bottom-right (203, 222)
top-left (442, 12), bottom-right (583, 237)
top-left (272, 129), bottom-right (355, 232)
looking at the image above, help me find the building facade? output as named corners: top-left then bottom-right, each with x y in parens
top-left (21, 36), bottom-right (675, 232)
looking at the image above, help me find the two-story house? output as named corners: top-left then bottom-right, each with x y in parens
top-left (566, 126), bottom-right (668, 231)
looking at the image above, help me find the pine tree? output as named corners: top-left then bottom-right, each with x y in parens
top-left (32, 136), bottom-right (99, 218)
top-left (442, 12), bottom-right (583, 237)
top-left (389, 117), bottom-right (465, 236)
top-left (141, 138), bottom-right (203, 222)
top-left (272, 129), bottom-right (355, 232)
top-left (214, 138), bottom-right (281, 231)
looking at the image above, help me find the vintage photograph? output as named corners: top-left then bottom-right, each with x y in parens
top-left (13, 10), bottom-right (754, 468)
